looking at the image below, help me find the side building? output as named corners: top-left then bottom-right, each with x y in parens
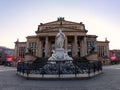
top-left (14, 18), bottom-right (109, 61)
top-left (109, 49), bottom-right (120, 63)
top-left (0, 46), bottom-right (14, 64)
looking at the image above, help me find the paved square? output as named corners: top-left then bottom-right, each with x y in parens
top-left (0, 65), bottom-right (120, 90)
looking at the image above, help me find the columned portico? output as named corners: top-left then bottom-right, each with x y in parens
top-left (38, 35), bottom-right (88, 58)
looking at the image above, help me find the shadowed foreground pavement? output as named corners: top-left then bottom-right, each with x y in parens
top-left (0, 65), bottom-right (120, 90)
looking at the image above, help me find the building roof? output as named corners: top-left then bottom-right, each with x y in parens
top-left (87, 35), bottom-right (98, 38)
top-left (26, 35), bottom-right (37, 39)
top-left (36, 18), bottom-right (87, 33)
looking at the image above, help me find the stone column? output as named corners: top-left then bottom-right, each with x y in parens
top-left (36, 37), bottom-right (43, 57)
top-left (79, 39), bottom-right (82, 56)
top-left (73, 35), bottom-right (78, 56)
top-left (26, 41), bottom-right (29, 53)
top-left (78, 40), bottom-right (81, 57)
top-left (45, 36), bottom-right (48, 57)
top-left (94, 41), bottom-right (97, 52)
top-left (39, 39), bottom-right (42, 57)
top-left (47, 40), bottom-right (51, 57)
top-left (80, 39), bottom-right (84, 56)
top-left (36, 37), bottom-right (39, 57)
top-left (80, 36), bottom-right (87, 56)
top-left (65, 36), bottom-right (68, 51)
top-left (84, 36), bottom-right (87, 55)
top-left (107, 45), bottom-right (109, 57)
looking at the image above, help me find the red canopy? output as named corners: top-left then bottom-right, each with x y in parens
top-left (7, 55), bottom-right (13, 62)
top-left (110, 55), bottom-right (117, 61)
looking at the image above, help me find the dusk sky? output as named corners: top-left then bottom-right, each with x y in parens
top-left (0, 0), bottom-right (120, 49)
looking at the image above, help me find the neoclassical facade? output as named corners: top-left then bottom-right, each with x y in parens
top-left (14, 18), bottom-right (109, 60)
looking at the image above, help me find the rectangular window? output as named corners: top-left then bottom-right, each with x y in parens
top-left (19, 47), bottom-right (25, 58)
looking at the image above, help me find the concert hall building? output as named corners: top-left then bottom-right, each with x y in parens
top-left (14, 17), bottom-right (109, 60)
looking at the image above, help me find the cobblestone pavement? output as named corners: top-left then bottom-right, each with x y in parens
top-left (1, 65), bottom-right (120, 90)
top-left (0, 66), bottom-right (16, 72)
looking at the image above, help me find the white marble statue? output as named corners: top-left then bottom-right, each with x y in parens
top-left (48, 28), bottom-right (73, 61)
top-left (55, 28), bottom-right (65, 49)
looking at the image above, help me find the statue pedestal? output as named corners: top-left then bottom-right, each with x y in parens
top-left (86, 52), bottom-right (98, 61)
top-left (25, 53), bottom-right (37, 62)
top-left (56, 48), bottom-right (64, 60)
top-left (48, 48), bottom-right (73, 61)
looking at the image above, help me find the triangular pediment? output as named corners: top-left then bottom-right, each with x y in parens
top-left (36, 18), bottom-right (86, 33)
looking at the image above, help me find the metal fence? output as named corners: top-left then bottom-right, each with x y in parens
top-left (17, 60), bottom-right (102, 78)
